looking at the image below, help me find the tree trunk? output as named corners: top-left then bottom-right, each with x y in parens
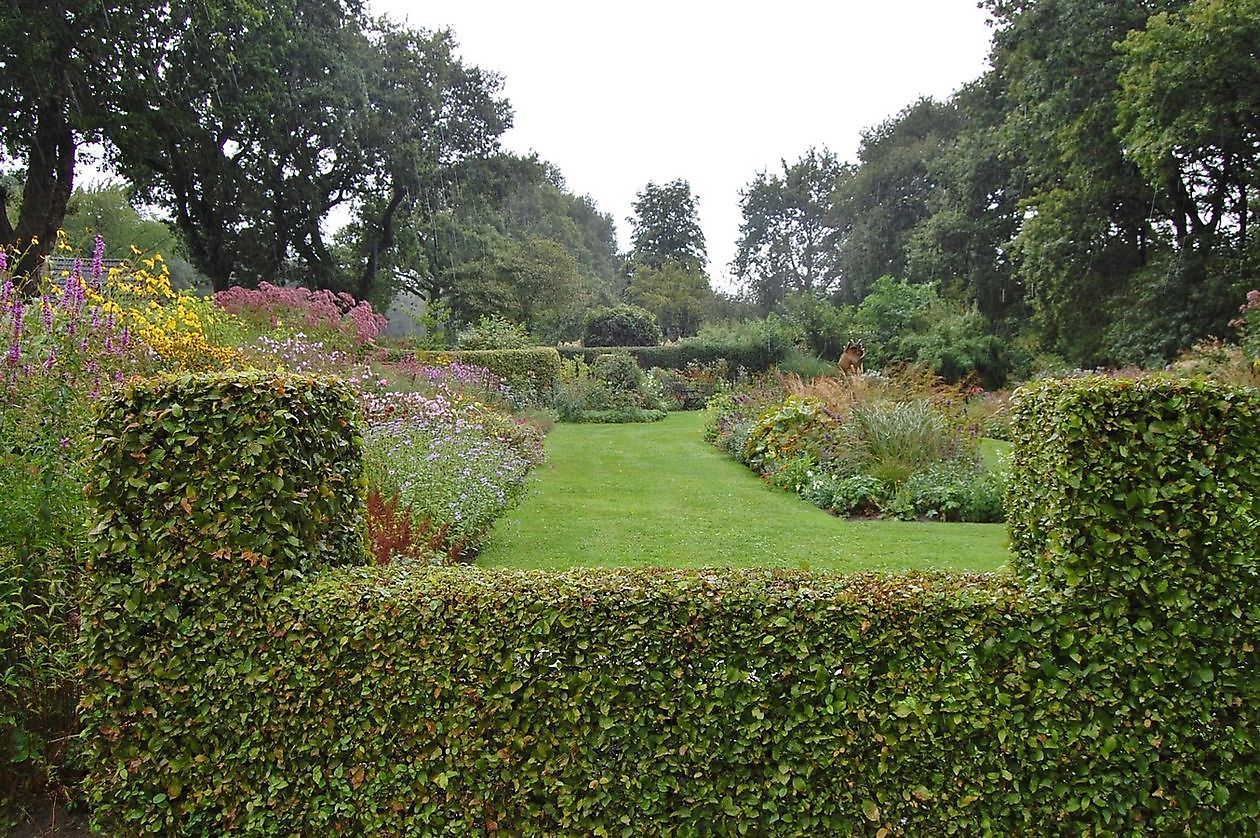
top-left (3, 102), bottom-right (76, 296)
top-left (357, 186), bottom-right (407, 300)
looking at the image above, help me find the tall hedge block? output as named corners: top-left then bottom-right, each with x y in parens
top-left (80, 371), bottom-right (367, 830)
top-left (1007, 376), bottom-right (1260, 602)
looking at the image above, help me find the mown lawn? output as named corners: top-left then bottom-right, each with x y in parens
top-left (478, 411), bottom-right (1011, 573)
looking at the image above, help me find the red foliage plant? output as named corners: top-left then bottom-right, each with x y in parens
top-left (365, 489), bottom-right (467, 565)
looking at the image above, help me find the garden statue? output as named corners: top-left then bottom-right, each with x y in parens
top-left (838, 341), bottom-right (864, 375)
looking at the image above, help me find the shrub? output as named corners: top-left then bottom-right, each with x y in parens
top-left (742, 396), bottom-right (840, 473)
top-left (553, 353), bottom-right (668, 423)
top-left (213, 281), bottom-right (387, 350)
top-left (561, 319), bottom-right (792, 373)
top-left (765, 453), bottom-right (817, 495)
top-left (79, 376), bottom-right (1260, 833)
top-left (650, 360), bottom-right (729, 410)
top-left (1229, 288), bottom-right (1260, 367)
top-left (803, 472), bottom-right (889, 516)
top-left (80, 371), bottom-right (368, 832)
top-left (456, 315), bottom-right (532, 350)
top-left (361, 397), bottom-right (536, 561)
top-left (1006, 374), bottom-right (1260, 593)
top-left (1, 546), bottom-right (81, 827)
top-left (887, 459), bottom-right (1006, 523)
top-left (581, 303), bottom-right (662, 347)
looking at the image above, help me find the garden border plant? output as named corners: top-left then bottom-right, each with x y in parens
top-left (80, 374), bottom-right (1258, 833)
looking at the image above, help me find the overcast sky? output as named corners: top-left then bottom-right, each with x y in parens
top-left (372, 1), bottom-right (996, 291)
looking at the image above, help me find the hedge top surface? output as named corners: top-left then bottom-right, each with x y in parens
top-left (1006, 374), bottom-right (1260, 597)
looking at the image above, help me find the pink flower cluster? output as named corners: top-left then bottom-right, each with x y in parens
top-left (213, 282), bottom-right (387, 346)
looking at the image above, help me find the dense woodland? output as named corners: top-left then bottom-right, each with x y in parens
top-left (2, 0), bottom-right (1257, 372)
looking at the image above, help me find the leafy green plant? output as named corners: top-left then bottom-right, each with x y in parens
top-left (1, 546), bottom-right (81, 828)
top-left (554, 353), bottom-right (667, 423)
top-left (742, 396), bottom-right (840, 472)
top-left (581, 303), bottom-right (662, 347)
top-left (766, 453), bottom-right (816, 495)
top-left (361, 400), bottom-right (536, 560)
top-left (887, 459), bottom-right (1006, 522)
top-left (409, 348), bottom-right (561, 399)
top-left (456, 315), bottom-right (532, 350)
top-left (803, 473), bottom-right (889, 516)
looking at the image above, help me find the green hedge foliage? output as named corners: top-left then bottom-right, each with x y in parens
top-left (80, 371), bottom-right (369, 830)
top-left (1007, 375), bottom-right (1260, 596)
top-left (410, 348), bottom-right (561, 394)
top-left (581, 303), bottom-right (662, 347)
top-left (559, 337), bottom-right (788, 374)
top-left (80, 374), bottom-right (1260, 832)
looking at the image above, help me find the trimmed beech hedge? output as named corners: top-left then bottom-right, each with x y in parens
top-left (81, 375), bottom-right (1259, 833)
top-left (410, 348), bottom-right (562, 394)
top-left (559, 339), bottom-right (788, 374)
top-left (1007, 375), bottom-right (1260, 596)
top-left (80, 371), bottom-right (368, 829)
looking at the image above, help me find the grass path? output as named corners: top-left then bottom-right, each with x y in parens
top-left (478, 412), bottom-right (1010, 573)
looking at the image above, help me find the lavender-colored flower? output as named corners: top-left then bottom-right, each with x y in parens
top-left (0, 250), bottom-right (7, 273)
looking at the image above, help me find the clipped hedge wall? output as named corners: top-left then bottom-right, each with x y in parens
top-left (1007, 375), bottom-right (1260, 596)
top-left (410, 348), bottom-right (561, 395)
top-left (559, 338), bottom-right (787, 374)
top-left (80, 371), bottom-right (368, 829)
top-left (81, 374), bottom-right (1260, 832)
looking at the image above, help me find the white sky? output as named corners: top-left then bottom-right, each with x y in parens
top-left (372, 0), bottom-right (996, 292)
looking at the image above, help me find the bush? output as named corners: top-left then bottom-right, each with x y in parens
top-left (803, 473), bottom-right (889, 516)
top-left (1006, 374), bottom-right (1260, 593)
top-left (650, 361), bottom-right (729, 410)
top-left (80, 371), bottom-right (368, 831)
top-left (456, 315), bottom-right (532, 350)
top-left (361, 395), bottom-right (537, 561)
top-left (581, 304), bottom-right (662, 347)
top-left (887, 459), bottom-right (1006, 522)
top-left (1, 546), bottom-right (81, 827)
top-left (78, 376), bottom-right (1260, 833)
top-left (553, 353), bottom-right (668, 423)
top-left (213, 281), bottom-right (386, 351)
top-left (741, 396), bottom-right (840, 473)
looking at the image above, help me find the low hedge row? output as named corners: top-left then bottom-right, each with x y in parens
top-left (559, 338), bottom-right (788, 374)
top-left (409, 348), bottom-right (562, 394)
top-left (79, 374), bottom-right (1259, 832)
